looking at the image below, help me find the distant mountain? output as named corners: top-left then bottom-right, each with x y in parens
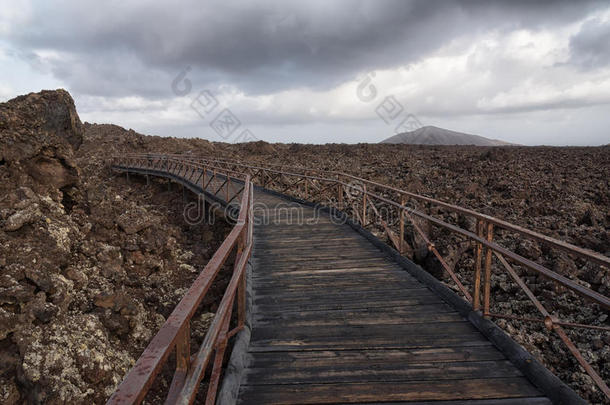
top-left (380, 125), bottom-right (514, 146)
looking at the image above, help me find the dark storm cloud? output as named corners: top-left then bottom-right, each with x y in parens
top-left (569, 17), bottom-right (610, 70)
top-left (7, 0), bottom-right (608, 98)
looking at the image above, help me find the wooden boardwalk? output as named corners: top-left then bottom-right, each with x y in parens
top-left (236, 190), bottom-right (551, 404)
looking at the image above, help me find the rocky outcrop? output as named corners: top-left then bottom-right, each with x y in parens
top-left (0, 90), bottom-right (82, 194)
top-left (0, 91), bottom-right (231, 403)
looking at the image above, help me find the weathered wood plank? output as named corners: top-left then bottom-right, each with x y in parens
top-left (237, 377), bottom-right (542, 404)
top-left (254, 263), bottom-right (405, 275)
top-left (253, 287), bottom-right (435, 304)
top-left (254, 302), bottom-right (455, 321)
top-left (242, 360), bottom-right (523, 385)
top-left (247, 347), bottom-right (507, 368)
top-left (253, 309), bottom-right (463, 327)
top-left (335, 399), bottom-right (552, 405)
top-left (250, 322), bottom-right (478, 342)
top-left (248, 333), bottom-right (494, 352)
top-left (253, 297), bottom-right (448, 313)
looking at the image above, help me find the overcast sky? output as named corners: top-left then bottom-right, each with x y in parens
top-left (1, 0), bottom-right (609, 145)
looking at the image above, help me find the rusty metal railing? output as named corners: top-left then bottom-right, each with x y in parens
top-left (152, 153), bottom-right (610, 400)
top-left (107, 155), bottom-right (254, 404)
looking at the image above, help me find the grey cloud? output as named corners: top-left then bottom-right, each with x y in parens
top-left (569, 17), bottom-right (610, 70)
top-left (7, 0), bottom-right (608, 98)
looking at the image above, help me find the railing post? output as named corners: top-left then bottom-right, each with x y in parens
top-left (233, 187), bottom-right (252, 328)
top-left (176, 322), bottom-right (190, 373)
top-left (362, 184), bottom-right (367, 225)
top-left (237, 219), bottom-right (247, 329)
top-left (473, 219), bottom-right (484, 311)
top-left (483, 222), bottom-right (494, 317)
top-left (204, 313), bottom-right (230, 405)
top-left (202, 167), bottom-right (207, 191)
top-left (337, 184), bottom-right (343, 209)
top-left (400, 195), bottom-right (405, 255)
top-left (166, 322), bottom-right (191, 402)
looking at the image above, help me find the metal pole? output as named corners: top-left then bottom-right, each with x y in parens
top-left (483, 223), bottom-right (494, 316)
top-left (362, 185), bottom-right (367, 225)
top-left (473, 219), bottom-right (484, 311)
top-left (237, 230), bottom-right (246, 328)
top-left (337, 184), bottom-right (343, 209)
top-left (400, 195), bottom-right (405, 255)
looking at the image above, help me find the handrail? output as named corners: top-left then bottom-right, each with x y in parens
top-left (167, 153), bottom-right (610, 400)
top-left (106, 154), bottom-right (254, 404)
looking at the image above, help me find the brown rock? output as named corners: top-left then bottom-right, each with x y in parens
top-left (64, 266), bottom-right (88, 288)
top-left (3, 203), bottom-right (41, 232)
top-left (93, 293), bottom-right (116, 309)
top-left (116, 208), bottom-right (157, 234)
top-left (26, 292), bottom-right (58, 324)
top-left (94, 292), bottom-right (132, 313)
top-left (0, 308), bottom-right (18, 339)
top-left (516, 239), bottom-right (542, 260)
top-left (26, 156), bottom-right (78, 189)
top-left (0, 281), bottom-right (35, 305)
top-left (0, 377), bottom-right (21, 405)
top-left (128, 250), bottom-right (145, 265)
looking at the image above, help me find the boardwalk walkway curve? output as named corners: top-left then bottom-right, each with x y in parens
top-left (107, 154), bottom-right (609, 404)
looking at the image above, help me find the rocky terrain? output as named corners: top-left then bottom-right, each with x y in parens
top-left (0, 91), bottom-right (231, 403)
top-left (0, 89), bottom-right (608, 403)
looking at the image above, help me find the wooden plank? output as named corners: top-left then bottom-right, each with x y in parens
top-left (253, 269), bottom-right (416, 281)
top-left (250, 322), bottom-right (478, 342)
top-left (254, 302), bottom-right (455, 321)
top-left (254, 288), bottom-right (436, 301)
top-left (255, 261), bottom-right (403, 272)
top-left (252, 283), bottom-right (424, 295)
top-left (255, 240), bottom-right (375, 246)
top-left (248, 332), bottom-right (493, 352)
top-left (337, 399), bottom-right (552, 405)
top-left (253, 309), bottom-right (463, 328)
top-left (237, 377), bottom-right (542, 404)
top-left (253, 297), bottom-right (445, 313)
top-left (255, 252), bottom-right (389, 264)
top-left (254, 235), bottom-right (362, 242)
top-left (253, 274), bottom-right (417, 286)
top-left (254, 258), bottom-right (398, 271)
top-left (247, 346), bottom-right (507, 368)
top-left (242, 360), bottom-right (523, 385)
top-left (254, 247), bottom-right (383, 256)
